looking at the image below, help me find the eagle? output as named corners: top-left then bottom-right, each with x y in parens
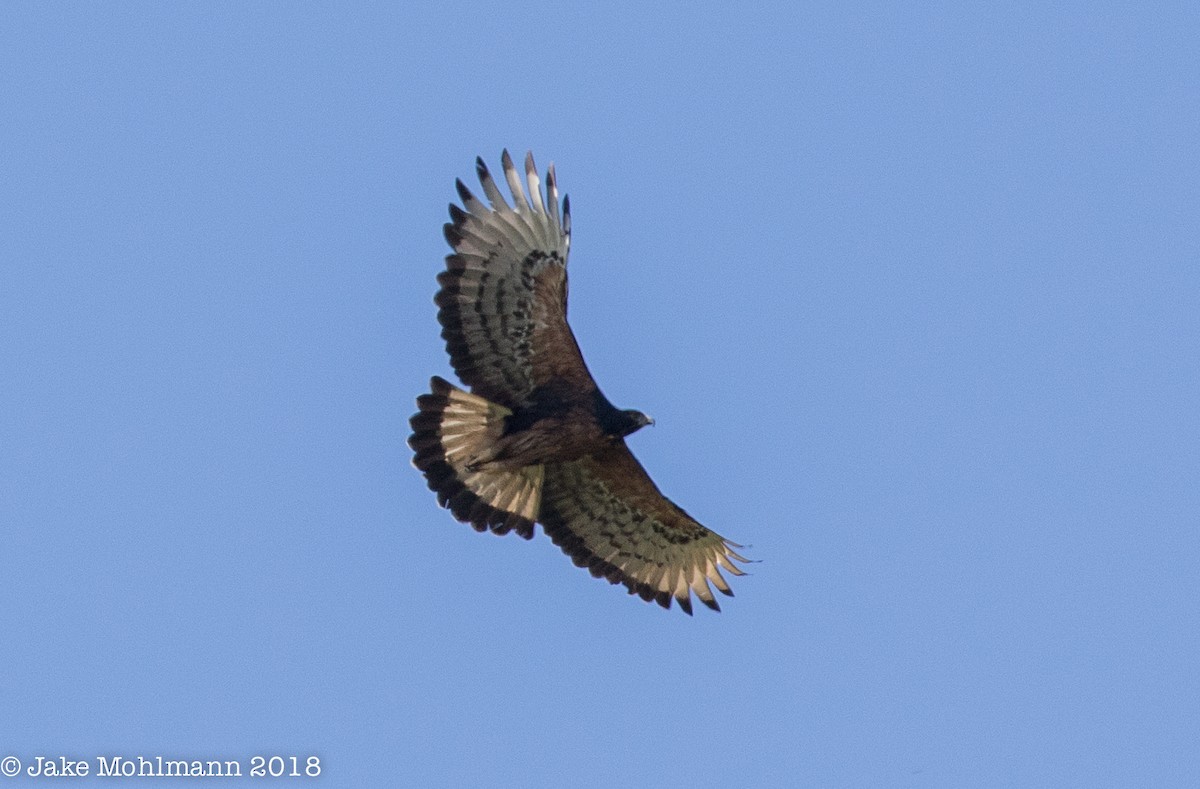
top-left (409, 151), bottom-right (748, 614)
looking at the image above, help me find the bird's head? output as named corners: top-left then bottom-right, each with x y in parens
top-left (619, 409), bottom-right (655, 436)
top-left (595, 390), bottom-right (655, 438)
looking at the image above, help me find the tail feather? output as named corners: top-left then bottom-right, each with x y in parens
top-left (409, 376), bottom-right (543, 539)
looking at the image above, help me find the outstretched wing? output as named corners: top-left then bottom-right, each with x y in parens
top-left (437, 150), bottom-right (594, 410)
top-left (539, 444), bottom-right (749, 615)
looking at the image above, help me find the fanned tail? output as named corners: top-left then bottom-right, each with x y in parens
top-left (408, 376), bottom-right (543, 538)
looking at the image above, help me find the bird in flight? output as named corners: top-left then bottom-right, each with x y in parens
top-left (409, 151), bottom-right (747, 614)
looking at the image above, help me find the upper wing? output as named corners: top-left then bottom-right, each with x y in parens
top-left (436, 150), bottom-right (594, 409)
top-left (539, 443), bottom-right (749, 614)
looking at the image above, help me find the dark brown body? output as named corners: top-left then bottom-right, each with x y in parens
top-left (476, 387), bottom-right (650, 471)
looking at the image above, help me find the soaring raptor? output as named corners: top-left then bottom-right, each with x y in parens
top-left (409, 151), bottom-right (747, 614)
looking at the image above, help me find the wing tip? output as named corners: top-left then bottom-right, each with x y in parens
top-left (454, 178), bottom-right (474, 205)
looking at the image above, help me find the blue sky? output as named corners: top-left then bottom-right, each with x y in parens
top-left (2, 2), bottom-right (1198, 786)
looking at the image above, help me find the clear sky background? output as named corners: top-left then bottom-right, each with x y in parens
top-left (2, 3), bottom-right (1198, 787)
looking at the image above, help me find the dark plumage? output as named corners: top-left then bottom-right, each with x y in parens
top-left (409, 151), bottom-right (747, 614)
